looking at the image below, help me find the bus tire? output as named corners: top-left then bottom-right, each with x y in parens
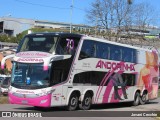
top-left (79, 93), bottom-right (92, 110)
top-left (140, 92), bottom-right (147, 105)
top-left (132, 92), bottom-right (140, 106)
top-left (67, 93), bottom-right (79, 111)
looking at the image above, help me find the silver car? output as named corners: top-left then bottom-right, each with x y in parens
top-left (0, 77), bottom-right (11, 95)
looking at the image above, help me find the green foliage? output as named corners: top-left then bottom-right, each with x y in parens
top-left (0, 27), bottom-right (105, 43)
top-left (0, 35), bottom-right (18, 43)
top-left (0, 68), bottom-right (10, 75)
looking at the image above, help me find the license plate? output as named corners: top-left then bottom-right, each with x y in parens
top-left (4, 89), bottom-right (8, 92)
top-left (2, 88), bottom-right (8, 92)
top-left (21, 100), bottom-right (28, 104)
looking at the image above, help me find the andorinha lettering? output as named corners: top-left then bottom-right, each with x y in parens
top-left (16, 90), bottom-right (35, 94)
top-left (96, 60), bottom-right (135, 71)
top-left (17, 52), bottom-right (49, 57)
top-left (17, 58), bottom-right (44, 62)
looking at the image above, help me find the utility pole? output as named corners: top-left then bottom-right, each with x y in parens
top-left (70, 0), bottom-right (74, 33)
top-left (95, 14), bottom-right (98, 36)
top-left (127, 0), bottom-right (132, 4)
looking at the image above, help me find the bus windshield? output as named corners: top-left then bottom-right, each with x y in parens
top-left (11, 62), bottom-right (50, 89)
top-left (17, 34), bottom-right (80, 55)
top-left (18, 35), bottom-right (58, 53)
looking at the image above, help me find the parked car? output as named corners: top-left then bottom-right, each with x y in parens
top-left (0, 75), bottom-right (8, 85)
top-left (0, 75), bottom-right (11, 95)
top-left (159, 77), bottom-right (160, 89)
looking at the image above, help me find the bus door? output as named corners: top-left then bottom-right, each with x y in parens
top-left (50, 67), bottom-right (72, 105)
top-left (50, 69), bottom-right (63, 106)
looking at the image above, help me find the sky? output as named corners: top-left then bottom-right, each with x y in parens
top-left (0, 0), bottom-right (93, 24)
top-left (0, 0), bottom-right (160, 26)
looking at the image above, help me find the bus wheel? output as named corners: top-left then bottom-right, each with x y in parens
top-left (132, 92), bottom-right (140, 106)
top-left (140, 92), bottom-right (147, 105)
top-left (79, 93), bottom-right (92, 110)
top-left (67, 93), bottom-right (79, 111)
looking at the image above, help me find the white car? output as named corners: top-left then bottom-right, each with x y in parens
top-left (0, 75), bottom-right (11, 95)
top-left (159, 77), bottom-right (160, 88)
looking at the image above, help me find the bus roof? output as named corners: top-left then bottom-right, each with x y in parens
top-left (25, 32), bottom-right (157, 53)
top-left (82, 36), bottom-right (156, 52)
top-left (25, 32), bottom-right (82, 38)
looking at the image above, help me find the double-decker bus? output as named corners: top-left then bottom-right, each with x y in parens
top-left (2, 33), bottom-right (159, 111)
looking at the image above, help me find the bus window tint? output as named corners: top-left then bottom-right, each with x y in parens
top-left (79, 39), bottom-right (137, 63)
top-left (79, 40), bottom-right (110, 60)
top-left (79, 40), bottom-right (94, 59)
top-left (56, 37), bottom-right (80, 55)
top-left (122, 73), bottom-right (136, 86)
top-left (96, 42), bottom-right (109, 59)
top-left (122, 48), bottom-right (132, 62)
top-left (122, 48), bottom-right (137, 63)
top-left (110, 46), bottom-right (122, 61)
top-left (73, 71), bottom-right (106, 85)
top-left (132, 50), bottom-right (137, 63)
top-left (19, 36), bottom-right (58, 53)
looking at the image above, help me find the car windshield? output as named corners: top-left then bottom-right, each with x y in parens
top-left (17, 35), bottom-right (59, 53)
top-left (11, 62), bottom-right (50, 89)
top-left (1, 77), bottom-right (11, 87)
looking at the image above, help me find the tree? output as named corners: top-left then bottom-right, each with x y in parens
top-left (114, 0), bottom-right (133, 40)
top-left (133, 2), bottom-right (155, 30)
top-left (86, 0), bottom-right (157, 45)
top-left (86, 0), bottom-right (133, 41)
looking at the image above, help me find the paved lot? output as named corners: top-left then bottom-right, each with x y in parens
top-left (1, 98), bottom-right (159, 112)
top-left (0, 98), bottom-right (159, 120)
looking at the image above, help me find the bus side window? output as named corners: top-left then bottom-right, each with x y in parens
top-left (79, 40), bottom-right (94, 60)
top-left (132, 50), bottom-right (137, 63)
top-left (122, 48), bottom-right (131, 62)
top-left (96, 42), bottom-right (109, 59)
top-left (73, 71), bottom-right (108, 86)
top-left (56, 37), bottom-right (80, 55)
top-left (73, 72), bottom-right (90, 84)
top-left (122, 73), bottom-right (136, 86)
top-left (51, 69), bottom-right (62, 85)
top-left (110, 45), bottom-right (122, 61)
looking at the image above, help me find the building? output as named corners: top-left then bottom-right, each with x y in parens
top-left (0, 17), bottom-right (92, 36)
top-left (111, 26), bottom-right (160, 36)
top-left (0, 17), bottom-right (34, 36)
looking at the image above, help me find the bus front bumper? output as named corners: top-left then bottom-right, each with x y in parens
top-left (8, 93), bottom-right (51, 107)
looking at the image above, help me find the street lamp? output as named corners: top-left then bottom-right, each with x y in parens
top-left (70, 0), bottom-right (74, 33)
top-left (127, 0), bottom-right (132, 4)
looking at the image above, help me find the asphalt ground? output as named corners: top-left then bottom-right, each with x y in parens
top-left (0, 98), bottom-right (159, 120)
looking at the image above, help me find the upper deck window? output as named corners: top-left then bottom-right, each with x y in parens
top-left (55, 37), bottom-right (80, 55)
top-left (79, 39), bottom-right (137, 63)
top-left (17, 34), bottom-right (81, 55)
top-left (18, 35), bottom-right (58, 53)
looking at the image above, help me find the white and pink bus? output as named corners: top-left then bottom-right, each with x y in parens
top-left (1, 33), bottom-right (159, 110)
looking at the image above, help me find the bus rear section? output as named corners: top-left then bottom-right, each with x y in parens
top-left (64, 37), bottom-right (159, 110)
top-left (2, 33), bottom-right (159, 110)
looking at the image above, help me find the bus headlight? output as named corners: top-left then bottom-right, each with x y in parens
top-left (8, 86), bottom-right (12, 93)
top-left (40, 99), bottom-right (48, 104)
top-left (36, 89), bottom-right (55, 97)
